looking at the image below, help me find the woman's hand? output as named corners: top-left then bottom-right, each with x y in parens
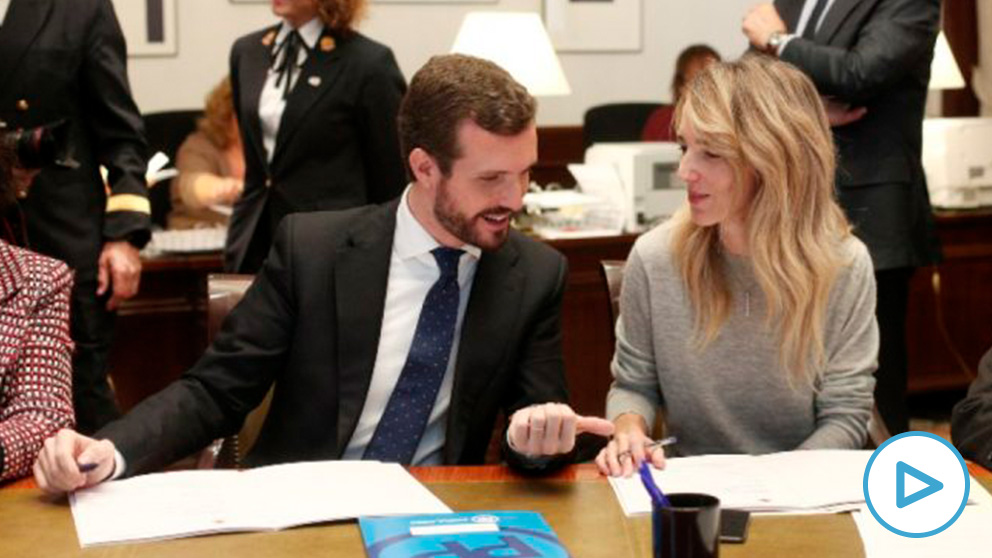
top-left (211, 177), bottom-right (243, 205)
top-left (595, 413), bottom-right (667, 477)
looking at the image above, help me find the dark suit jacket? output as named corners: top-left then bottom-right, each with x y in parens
top-left (227, 25), bottom-right (407, 273)
top-left (775, 0), bottom-right (941, 270)
top-left (0, 0), bottom-right (149, 278)
top-left (100, 201), bottom-right (570, 473)
top-left (952, 349), bottom-right (992, 470)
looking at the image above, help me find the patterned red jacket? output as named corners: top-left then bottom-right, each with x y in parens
top-left (0, 239), bottom-right (74, 481)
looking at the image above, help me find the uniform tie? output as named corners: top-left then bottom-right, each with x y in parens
top-left (802, 0), bottom-right (830, 41)
top-left (272, 30), bottom-right (307, 99)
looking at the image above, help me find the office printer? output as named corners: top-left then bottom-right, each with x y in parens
top-left (922, 118), bottom-right (992, 208)
top-left (574, 142), bottom-right (685, 232)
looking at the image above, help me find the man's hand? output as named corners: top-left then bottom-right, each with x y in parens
top-left (507, 403), bottom-right (614, 457)
top-left (33, 429), bottom-right (117, 494)
top-left (11, 167), bottom-right (40, 199)
top-left (822, 97), bottom-right (868, 127)
top-left (743, 3), bottom-right (787, 51)
top-left (97, 240), bottom-right (141, 311)
top-left (595, 413), bottom-right (667, 477)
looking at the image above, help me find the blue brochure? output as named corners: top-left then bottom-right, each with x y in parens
top-left (359, 511), bottom-right (570, 557)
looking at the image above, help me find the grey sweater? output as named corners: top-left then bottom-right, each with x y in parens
top-left (606, 222), bottom-right (879, 456)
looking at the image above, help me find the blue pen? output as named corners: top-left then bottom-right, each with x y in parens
top-left (78, 462), bottom-right (98, 473)
top-left (639, 460), bottom-right (672, 508)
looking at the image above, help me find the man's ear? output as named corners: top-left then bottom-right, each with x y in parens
top-left (408, 148), bottom-right (440, 189)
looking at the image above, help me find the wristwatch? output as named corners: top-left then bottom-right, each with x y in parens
top-left (767, 31), bottom-right (790, 53)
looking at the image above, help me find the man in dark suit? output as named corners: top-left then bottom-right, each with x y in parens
top-left (0, 0), bottom-right (150, 434)
top-left (744, 0), bottom-right (942, 434)
top-left (952, 348), bottom-right (992, 470)
top-left (227, 0), bottom-right (407, 273)
top-left (33, 54), bottom-right (612, 493)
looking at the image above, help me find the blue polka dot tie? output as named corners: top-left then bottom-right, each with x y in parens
top-left (364, 247), bottom-right (464, 464)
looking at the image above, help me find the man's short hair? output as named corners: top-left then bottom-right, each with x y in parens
top-left (398, 54), bottom-right (536, 177)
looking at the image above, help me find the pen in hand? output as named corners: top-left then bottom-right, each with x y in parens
top-left (618, 436), bottom-right (677, 461)
top-left (78, 462), bottom-right (98, 473)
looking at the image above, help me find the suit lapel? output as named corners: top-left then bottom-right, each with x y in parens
top-left (443, 239), bottom-right (522, 464)
top-left (333, 201), bottom-right (398, 453)
top-left (815, 0), bottom-right (865, 44)
top-left (239, 30), bottom-right (274, 175)
top-left (272, 28), bottom-right (346, 165)
top-left (775, 0), bottom-right (805, 31)
top-left (0, 0), bottom-right (53, 91)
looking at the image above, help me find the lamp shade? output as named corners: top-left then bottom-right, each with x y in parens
top-left (451, 12), bottom-right (571, 96)
top-left (929, 31), bottom-right (965, 90)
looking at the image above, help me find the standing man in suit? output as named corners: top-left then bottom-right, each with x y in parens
top-left (0, 0), bottom-right (150, 434)
top-left (227, 0), bottom-right (407, 273)
top-left (743, 0), bottom-right (942, 434)
top-left (33, 54), bottom-right (613, 493)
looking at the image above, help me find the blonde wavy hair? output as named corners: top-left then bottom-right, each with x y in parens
top-left (197, 77), bottom-right (236, 149)
top-left (315, 0), bottom-right (366, 33)
top-left (670, 54), bottom-right (853, 386)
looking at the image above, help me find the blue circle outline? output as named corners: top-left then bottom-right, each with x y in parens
top-left (862, 431), bottom-right (971, 538)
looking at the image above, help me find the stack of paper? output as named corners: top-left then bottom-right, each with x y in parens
top-left (70, 461), bottom-right (451, 547)
top-left (148, 227), bottom-right (227, 254)
top-left (610, 450), bottom-right (875, 515)
top-left (609, 450), bottom-right (992, 516)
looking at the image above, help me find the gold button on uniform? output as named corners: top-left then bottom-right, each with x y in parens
top-left (265, 178), bottom-right (272, 188)
top-left (16, 99), bottom-right (29, 111)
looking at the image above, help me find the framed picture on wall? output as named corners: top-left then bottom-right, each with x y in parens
top-left (371, 0), bottom-right (496, 3)
top-left (110, 0), bottom-right (178, 57)
top-left (543, 0), bottom-right (642, 52)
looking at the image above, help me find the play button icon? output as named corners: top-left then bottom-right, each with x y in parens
top-left (896, 461), bottom-right (943, 508)
top-left (864, 431), bottom-right (970, 538)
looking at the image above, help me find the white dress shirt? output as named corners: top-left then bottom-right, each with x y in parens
top-left (258, 17), bottom-right (323, 163)
top-left (0, 0), bottom-right (11, 26)
top-left (778, 0), bottom-right (839, 55)
top-left (342, 187), bottom-right (482, 465)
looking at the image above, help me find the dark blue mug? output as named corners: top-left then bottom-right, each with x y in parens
top-left (652, 493), bottom-right (721, 558)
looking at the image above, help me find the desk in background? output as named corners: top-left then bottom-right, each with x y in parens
top-left (108, 208), bottom-right (992, 419)
top-left (4, 463), bottom-right (989, 557)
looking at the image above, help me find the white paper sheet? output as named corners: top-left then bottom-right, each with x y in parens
top-left (853, 504), bottom-right (992, 557)
top-left (608, 450), bottom-right (876, 515)
top-left (69, 461), bottom-right (451, 547)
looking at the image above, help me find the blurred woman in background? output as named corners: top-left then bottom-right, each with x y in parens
top-left (169, 77), bottom-right (244, 229)
top-left (641, 44), bottom-right (721, 142)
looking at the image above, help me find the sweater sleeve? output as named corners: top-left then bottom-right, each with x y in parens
top-left (799, 244), bottom-right (878, 450)
top-left (606, 242), bottom-right (664, 431)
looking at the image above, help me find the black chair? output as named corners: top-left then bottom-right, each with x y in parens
top-left (582, 102), bottom-right (663, 149)
top-left (143, 110), bottom-right (202, 228)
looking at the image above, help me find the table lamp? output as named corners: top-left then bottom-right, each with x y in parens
top-left (451, 12), bottom-right (571, 97)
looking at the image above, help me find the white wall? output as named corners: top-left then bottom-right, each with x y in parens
top-left (127, 0), bottom-right (756, 125)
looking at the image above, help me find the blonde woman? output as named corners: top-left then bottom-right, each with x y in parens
top-left (597, 55), bottom-right (879, 477)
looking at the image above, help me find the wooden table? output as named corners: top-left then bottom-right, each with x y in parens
top-left (2, 463), bottom-right (990, 557)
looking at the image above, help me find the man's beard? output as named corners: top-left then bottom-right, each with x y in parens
top-left (434, 179), bottom-right (514, 251)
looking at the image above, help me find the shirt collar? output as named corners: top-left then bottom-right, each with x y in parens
top-left (395, 186), bottom-right (482, 262)
top-left (275, 17), bottom-right (323, 50)
top-left (0, 0), bottom-right (11, 26)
